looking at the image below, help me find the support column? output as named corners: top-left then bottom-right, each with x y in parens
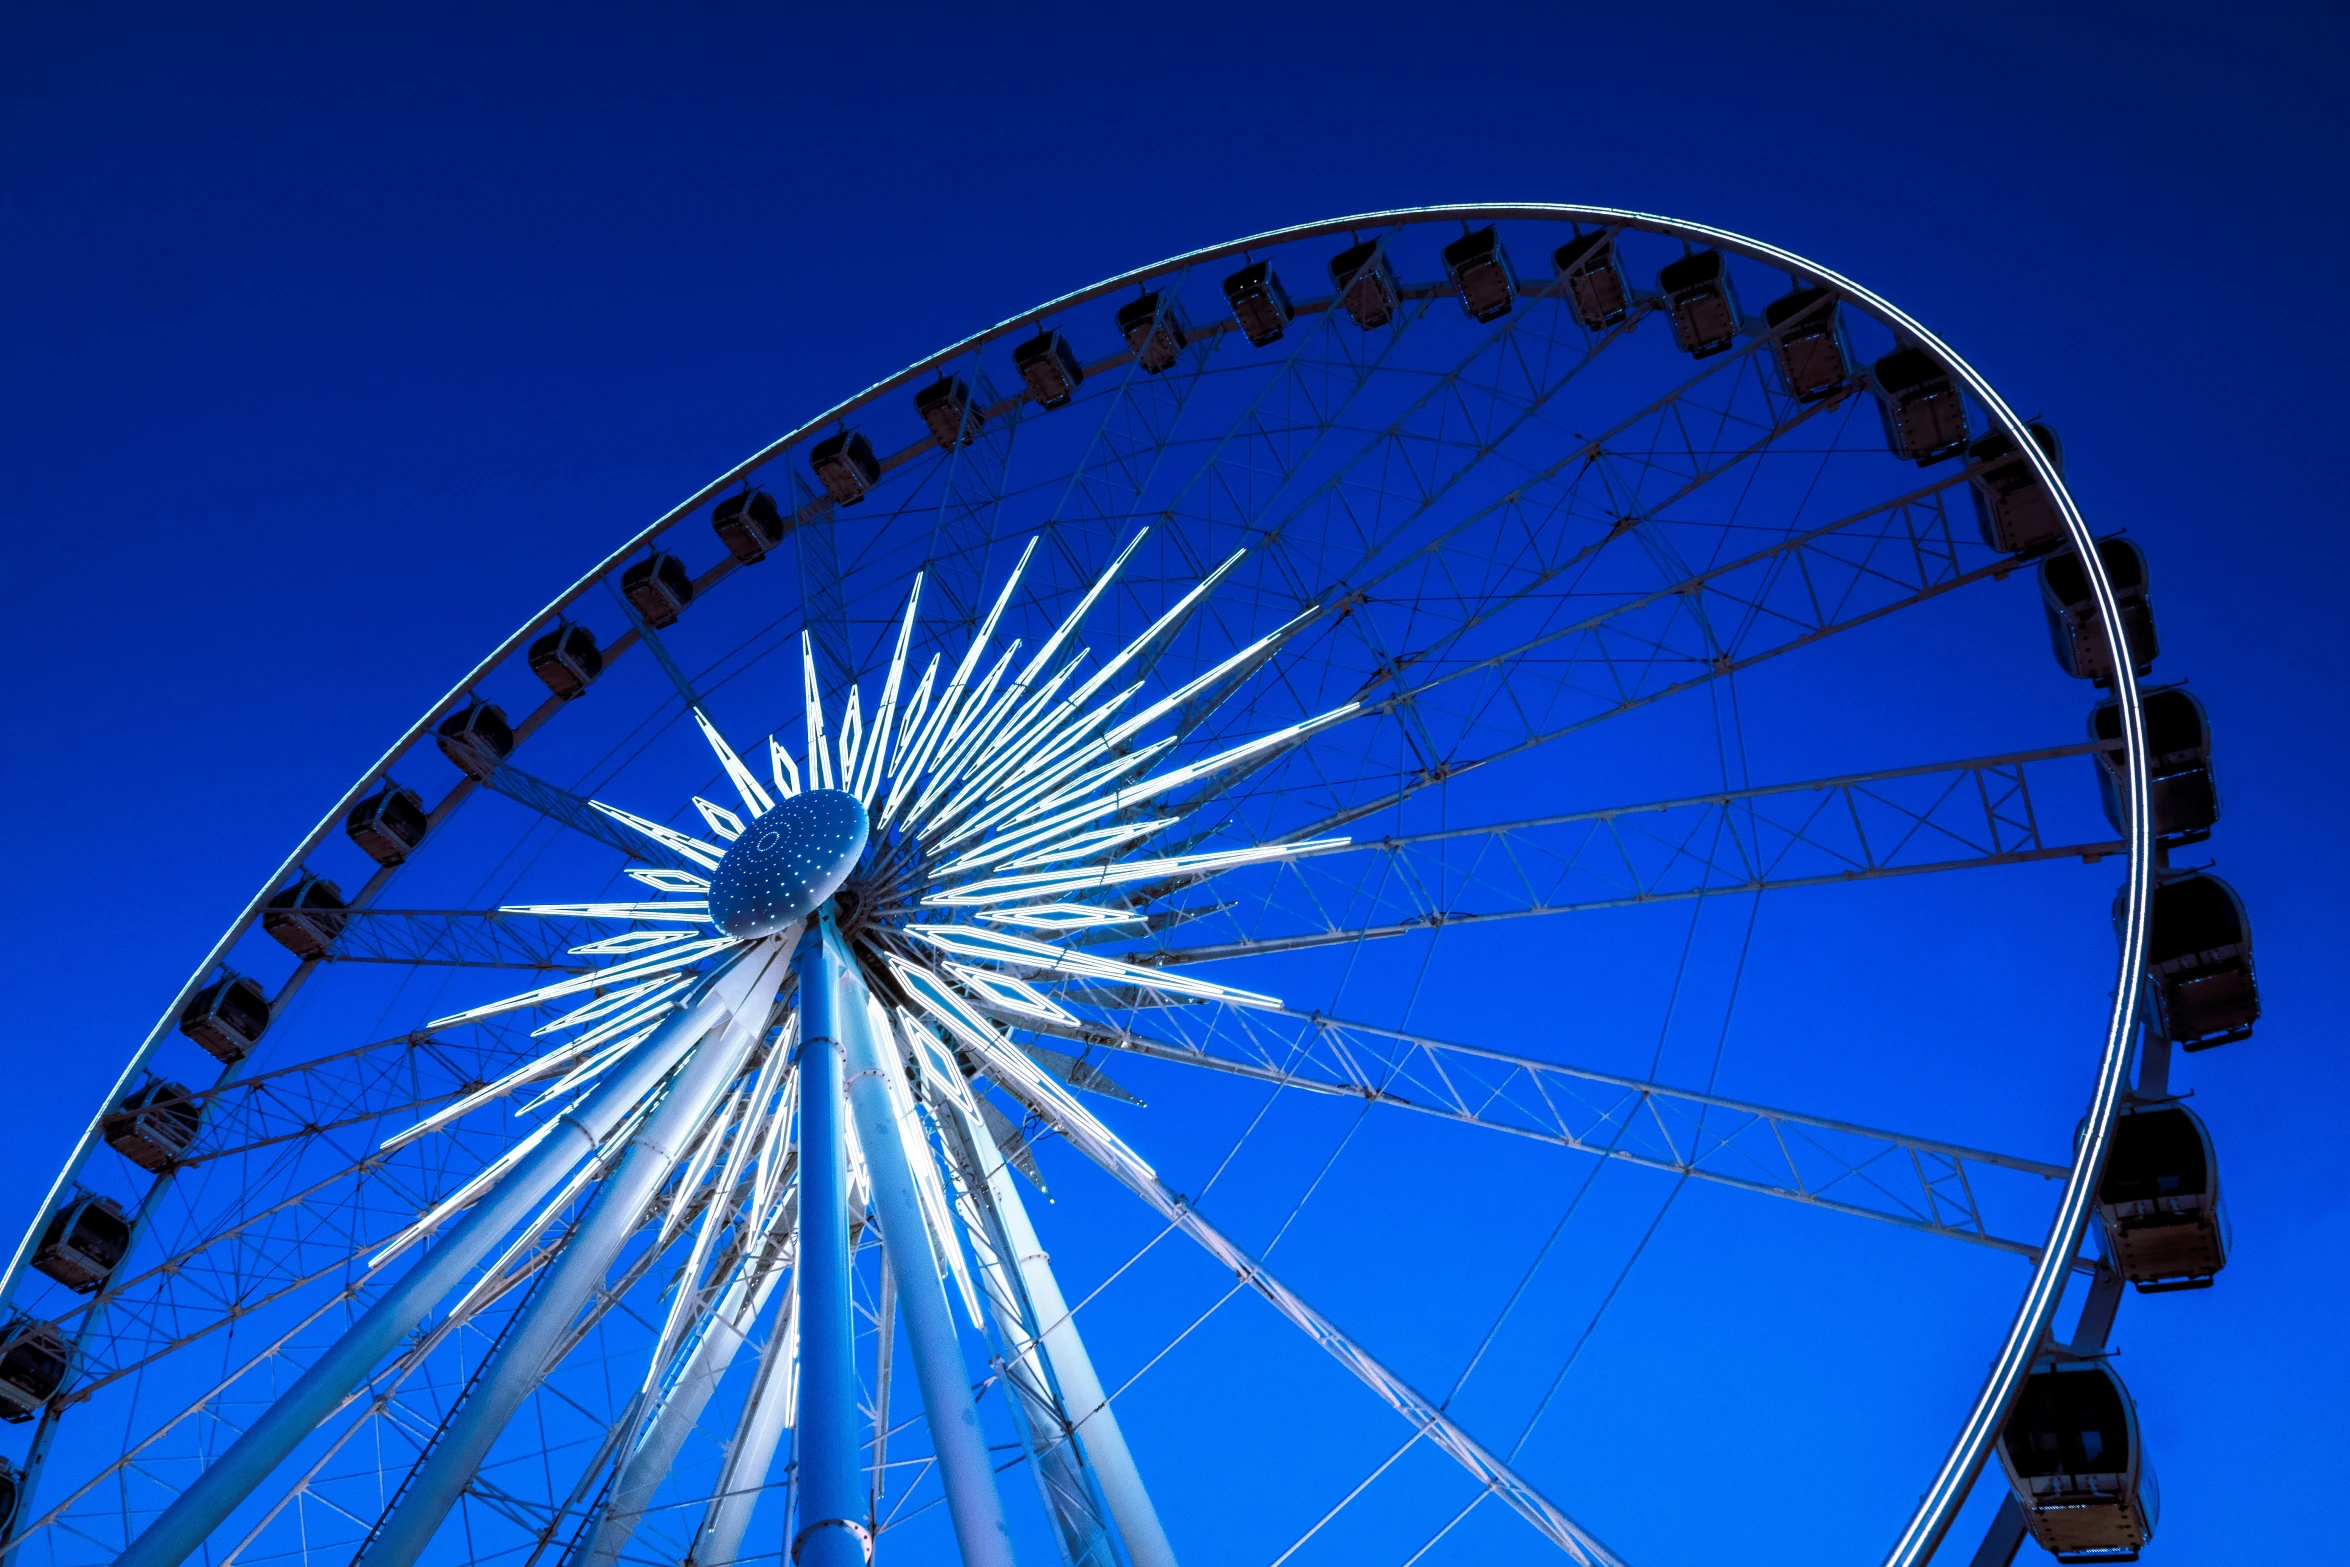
top-left (792, 911), bottom-right (866, 1567)
top-left (978, 1101), bottom-right (1176, 1567)
top-left (835, 957), bottom-right (1016, 1567)
top-left (115, 952), bottom-right (763, 1567)
top-left (358, 943), bottom-right (789, 1567)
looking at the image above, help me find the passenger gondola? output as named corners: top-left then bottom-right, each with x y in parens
top-left (1328, 239), bottom-right (1399, 329)
top-left (1872, 345), bottom-right (1968, 463)
top-left (620, 550), bottom-right (694, 628)
top-left (435, 699), bottom-right (514, 779)
top-left (103, 1079), bottom-right (201, 1172)
top-left (1998, 1358), bottom-right (2158, 1561)
top-left (1012, 328), bottom-right (1084, 408)
top-left (526, 622), bottom-right (603, 700)
top-left (346, 781), bottom-right (430, 864)
top-left (2138, 872), bottom-right (2260, 1049)
top-left (914, 377), bottom-right (980, 447)
top-left (712, 487), bottom-right (788, 563)
top-left (808, 428), bottom-right (881, 504)
top-left (1657, 249), bottom-right (1739, 357)
top-left (2090, 688), bottom-right (2217, 846)
top-left (2040, 540), bottom-right (2159, 685)
top-left (1763, 285), bottom-right (1852, 402)
top-left (1115, 291), bottom-right (1191, 372)
top-left (1969, 421), bottom-right (2068, 556)
top-left (32, 1194), bottom-right (132, 1293)
top-left (2097, 1102), bottom-right (2228, 1290)
top-left (261, 872), bottom-right (348, 959)
top-left (178, 970), bottom-right (270, 1063)
top-left (1222, 260), bottom-right (1292, 346)
top-left (1441, 226), bottom-right (1516, 323)
top-left (1552, 230), bottom-right (1629, 330)
top-left (0, 1318), bottom-right (69, 1423)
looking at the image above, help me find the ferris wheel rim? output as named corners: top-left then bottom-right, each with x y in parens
top-left (5, 202), bottom-right (2156, 1567)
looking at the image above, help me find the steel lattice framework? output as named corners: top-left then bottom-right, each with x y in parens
top-left (0, 206), bottom-right (2158, 1567)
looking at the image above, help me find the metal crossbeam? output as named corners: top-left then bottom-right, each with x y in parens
top-left (1141, 744), bottom-right (2119, 964)
top-left (1012, 1005), bottom-right (2070, 1263)
top-left (478, 761), bottom-right (698, 873)
top-left (325, 910), bottom-right (606, 972)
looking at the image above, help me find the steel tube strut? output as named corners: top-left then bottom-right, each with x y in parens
top-left (696, 1272), bottom-right (798, 1567)
top-left (792, 912), bottom-right (867, 1567)
top-left (356, 940), bottom-right (788, 1567)
top-left (577, 1237), bottom-right (793, 1567)
top-left (834, 936), bottom-right (1017, 1567)
top-left (113, 950), bottom-right (766, 1567)
top-left (978, 1117), bottom-right (1176, 1567)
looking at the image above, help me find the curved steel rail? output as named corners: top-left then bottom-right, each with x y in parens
top-left (3, 204), bottom-right (2152, 1566)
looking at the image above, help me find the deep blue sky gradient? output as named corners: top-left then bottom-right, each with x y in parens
top-left (2, 4), bottom-right (2343, 1563)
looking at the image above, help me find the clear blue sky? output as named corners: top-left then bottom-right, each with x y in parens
top-left (1, 4), bottom-right (2340, 1564)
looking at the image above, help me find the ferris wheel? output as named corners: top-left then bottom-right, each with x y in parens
top-left (0, 205), bottom-right (2257, 1567)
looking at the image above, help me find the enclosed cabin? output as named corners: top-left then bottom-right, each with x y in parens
top-left (262, 872), bottom-right (347, 959)
top-left (915, 377), bottom-right (981, 448)
top-left (2090, 689), bottom-right (2216, 847)
top-left (1328, 238), bottom-right (1400, 330)
top-left (1116, 291), bottom-right (1191, 373)
top-left (0, 1318), bottom-right (68, 1423)
top-left (1442, 226), bottom-right (1516, 323)
top-left (810, 428), bottom-right (881, 505)
top-left (2040, 540), bottom-right (2159, 686)
top-left (346, 781), bottom-right (429, 867)
top-left (1658, 249), bottom-right (1740, 358)
top-left (1763, 285), bottom-right (1853, 402)
top-left (1970, 421), bottom-right (2069, 557)
top-left (436, 699), bottom-right (515, 780)
top-left (1999, 1359), bottom-right (2158, 1561)
top-left (179, 970), bottom-right (270, 1063)
top-left (33, 1193), bottom-right (132, 1294)
top-left (103, 1079), bottom-right (200, 1173)
top-left (712, 487), bottom-right (788, 564)
top-left (620, 550), bottom-right (694, 628)
top-left (1553, 230), bottom-right (1629, 330)
top-left (526, 622), bottom-right (603, 702)
top-left (1222, 260), bottom-right (1292, 346)
top-left (1013, 328), bottom-right (1084, 409)
top-left (2139, 872), bottom-right (2259, 1049)
top-left (2098, 1103), bottom-right (2227, 1290)
top-left (1872, 346), bottom-right (1969, 464)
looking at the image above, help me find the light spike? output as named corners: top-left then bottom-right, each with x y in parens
top-left (1014, 528), bottom-right (1146, 698)
top-left (693, 708), bottom-right (777, 817)
top-left (901, 638), bottom-right (1022, 832)
top-left (898, 537), bottom-right (1038, 793)
top-left (884, 955), bottom-right (1157, 1177)
top-left (425, 935), bottom-right (738, 1028)
top-left (800, 632), bottom-right (835, 791)
top-left (874, 654), bottom-right (940, 833)
top-left (858, 574), bottom-right (924, 805)
top-left (768, 736), bottom-right (803, 801)
top-left (625, 867), bottom-right (710, 894)
top-left (924, 836), bottom-right (1349, 905)
top-left (528, 974), bottom-right (682, 1038)
top-left (975, 904), bottom-right (1148, 932)
top-left (589, 800), bottom-right (726, 871)
top-left (692, 797), bottom-right (746, 841)
top-left (904, 924), bottom-right (1280, 1010)
top-left (1064, 546), bottom-right (1247, 716)
top-left (836, 685), bottom-right (866, 798)
top-left (500, 900), bottom-right (710, 924)
top-left (1101, 602), bottom-right (1323, 750)
top-left (922, 650), bottom-right (1092, 837)
top-left (569, 929), bottom-right (698, 958)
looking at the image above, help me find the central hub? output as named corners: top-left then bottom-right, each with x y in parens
top-left (707, 788), bottom-right (869, 938)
